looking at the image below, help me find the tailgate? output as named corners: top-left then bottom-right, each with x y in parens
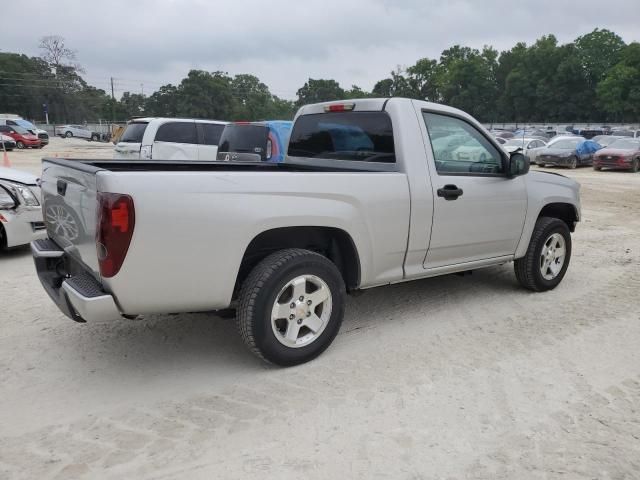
top-left (41, 159), bottom-right (101, 277)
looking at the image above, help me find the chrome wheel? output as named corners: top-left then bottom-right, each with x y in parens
top-left (271, 274), bottom-right (332, 348)
top-left (540, 233), bottom-right (566, 281)
top-left (45, 204), bottom-right (79, 241)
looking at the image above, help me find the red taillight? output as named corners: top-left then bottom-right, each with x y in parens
top-left (96, 193), bottom-right (135, 278)
top-left (324, 103), bottom-right (355, 112)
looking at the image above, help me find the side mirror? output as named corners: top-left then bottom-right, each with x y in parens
top-left (507, 152), bottom-right (529, 178)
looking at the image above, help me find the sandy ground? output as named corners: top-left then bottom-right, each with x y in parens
top-left (1, 139), bottom-right (639, 479)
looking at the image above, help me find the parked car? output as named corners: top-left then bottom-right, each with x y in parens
top-left (0, 166), bottom-right (46, 249)
top-left (0, 125), bottom-right (41, 149)
top-left (592, 135), bottom-right (625, 147)
top-left (593, 138), bottom-right (640, 172)
top-left (217, 121), bottom-right (293, 162)
top-left (610, 129), bottom-right (640, 138)
top-left (573, 129), bottom-right (604, 140)
top-left (1, 134), bottom-right (16, 151)
top-left (57, 124), bottom-right (99, 140)
top-left (32, 98), bottom-right (581, 366)
top-left (536, 137), bottom-right (601, 168)
top-left (494, 136), bottom-right (507, 145)
top-left (502, 137), bottom-right (547, 161)
top-left (113, 118), bottom-right (228, 161)
top-left (0, 115), bottom-right (49, 146)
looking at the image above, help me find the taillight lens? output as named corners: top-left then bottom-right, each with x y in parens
top-left (96, 193), bottom-right (135, 278)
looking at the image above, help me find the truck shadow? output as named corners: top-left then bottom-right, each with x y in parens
top-left (57, 264), bottom-right (523, 377)
top-left (0, 244), bottom-right (32, 259)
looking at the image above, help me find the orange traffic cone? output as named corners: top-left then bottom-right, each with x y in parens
top-left (2, 150), bottom-right (10, 168)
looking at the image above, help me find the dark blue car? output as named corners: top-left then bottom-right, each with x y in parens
top-left (536, 137), bottom-right (601, 168)
top-left (217, 121), bottom-right (292, 163)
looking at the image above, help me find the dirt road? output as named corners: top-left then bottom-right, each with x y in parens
top-left (1, 141), bottom-right (639, 479)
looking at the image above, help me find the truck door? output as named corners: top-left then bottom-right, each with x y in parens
top-left (420, 111), bottom-right (527, 269)
top-left (153, 121), bottom-right (199, 161)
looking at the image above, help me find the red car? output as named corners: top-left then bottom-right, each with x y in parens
top-left (0, 125), bottom-right (42, 149)
top-left (593, 138), bottom-right (640, 172)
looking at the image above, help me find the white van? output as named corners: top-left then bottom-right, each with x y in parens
top-left (113, 118), bottom-right (228, 161)
top-left (0, 114), bottom-right (49, 146)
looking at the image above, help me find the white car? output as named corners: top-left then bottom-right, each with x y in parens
top-left (113, 118), bottom-right (228, 161)
top-left (57, 125), bottom-right (98, 140)
top-left (0, 167), bottom-right (46, 249)
top-left (503, 137), bottom-right (548, 162)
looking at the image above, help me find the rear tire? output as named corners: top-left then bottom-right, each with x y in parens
top-left (90, 134), bottom-right (99, 142)
top-left (568, 156), bottom-right (577, 169)
top-left (593, 165), bottom-right (602, 171)
top-left (65, 131), bottom-right (73, 138)
top-left (514, 217), bottom-right (572, 292)
top-left (16, 141), bottom-right (24, 149)
top-left (631, 158), bottom-right (639, 173)
top-left (237, 248), bottom-right (345, 366)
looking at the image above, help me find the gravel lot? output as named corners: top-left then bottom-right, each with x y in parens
top-left (1, 138), bottom-right (639, 479)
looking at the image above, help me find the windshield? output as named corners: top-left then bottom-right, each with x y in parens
top-left (15, 119), bottom-right (36, 130)
top-left (120, 122), bottom-right (148, 143)
top-left (217, 125), bottom-right (268, 155)
top-left (550, 139), bottom-right (580, 149)
top-left (12, 126), bottom-right (29, 135)
top-left (609, 139), bottom-right (639, 149)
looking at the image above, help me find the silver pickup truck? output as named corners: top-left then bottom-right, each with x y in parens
top-left (31, 98), bottom-right (580, 365)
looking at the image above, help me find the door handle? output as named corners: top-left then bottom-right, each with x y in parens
top-left (437, 184), bottom-right (463, 200)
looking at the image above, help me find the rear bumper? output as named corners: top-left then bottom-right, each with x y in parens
top-left (31, 238), bottom-right (121, 322)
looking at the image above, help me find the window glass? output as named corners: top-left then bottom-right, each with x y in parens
top-left (155, 122), bottom-right (197, 144)
top-left (288, 112), bottom-right (395, 163)
top-left (423, 112), bottom-right (503, 174)
top-left (201, 123), bottom-right (225, 145)
top-left (120, 122), bottom-right (148, 143)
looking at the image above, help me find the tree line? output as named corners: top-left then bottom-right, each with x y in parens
top-left (0, 29), bottom-right (638, 124)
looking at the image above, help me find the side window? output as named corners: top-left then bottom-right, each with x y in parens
top-left (201, 123), bottom-right (225, 145)
top-left (155, 122), bottom-right (197, 144)
top-left (0, 126), bottom-right (9, 132)
top-left (422, 112), bottom-right (504, 175)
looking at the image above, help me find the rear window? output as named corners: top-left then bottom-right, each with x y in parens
top-left (288, 112), bottom-right (395, 163)
top-left (120, 122), bottom-right (148, 143)
top-left (218, 125), bottom-right (268, 153)
top-left (201, 123), bottom-right (225, 146)
top-left (155, 122), bottom-right (198, 144)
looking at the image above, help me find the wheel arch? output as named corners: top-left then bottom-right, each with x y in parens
top-left (234, 226), bottom-right (361, 297)
top-left (538, 202), bottom-right (579, 232)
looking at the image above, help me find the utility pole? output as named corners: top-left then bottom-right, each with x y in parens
top-left (110, 77), bottom-right (116, 122)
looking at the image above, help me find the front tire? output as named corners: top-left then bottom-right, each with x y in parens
top-left (631, 158), bottom-right (639, 173)
top-left (65, 131), bottom-right (73, 138)
top-left (568, 156), bottom-right (577, 169)
top-left (16, 141), bottom-right (24, 149)
top-left (237, 248), bottom-right (346, 366)
top-left (514, 217), bottom-right (572, 292)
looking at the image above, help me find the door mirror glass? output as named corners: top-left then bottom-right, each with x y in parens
top-left (508, 152), bottom-right (529, 177)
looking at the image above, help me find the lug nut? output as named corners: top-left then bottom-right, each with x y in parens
top-left (289, 314), bottom-right (295, 320)
top-left (299, 296), bottom-right (304, 301)
top-left (290, 303), bottom-right (295, 308)
top-left (297, 319), bottom-right (302, 324)
top-left (307, 300), bottom-right (312, 305)
top-left (306, 312), bottom-right (311, 317)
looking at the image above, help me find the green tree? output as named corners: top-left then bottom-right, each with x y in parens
top-left (597, 43), bottom-right (640, 121)
top-left (295, 79), bottom-right (345, 107)
top-left (145, 84), bottom-right (179, 117)
top-left (176, 70), bottom-right (235, 119)
top-left (231, 74), bottom-right (273, 120)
